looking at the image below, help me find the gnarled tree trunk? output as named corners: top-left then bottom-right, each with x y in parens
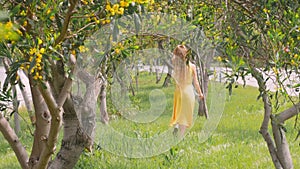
top-left (28, 83), bottom-right (51, 168)
top-left (100, 83), bottom-right (109, 124)
top-left (252, 67), bottom-right (297, 169)
top-left (48, 67), bottom-right (102, 169)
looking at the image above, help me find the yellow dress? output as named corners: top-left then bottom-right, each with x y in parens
top-left (170, 65), bottom-right (195, 128)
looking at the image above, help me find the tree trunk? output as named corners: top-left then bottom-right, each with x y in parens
top-left (196, 55), bottom-right (209, 119)
top-left (49, 68), bottom-right (102, 169)
top-left (197, 61), bottom-right (208, 118)
top-left (28, 81), bottom-right (51, 168)
top-left (2, 58), bottom-right (21, 134)
top-left (252, 68), bottom-right (297, 169)
top-left (162, 59), bottom-right (173, 87)
top-left (135, 64), bottom-right (139, 92)
top-left (0, 113), bottom-right (29, 169)
top-left (12, 82), bottom-right (21, 135)
top-left (47, 97), bottom-right (87, 169)
top-left (29, 80), bottom-right (51, 168)
top-left (158, 39), bottom-right (173, 88)
top-left (18, 71), bottom-right (35, 125)
top-left (271, 116), bottom-right (293, 169)
top-left (100, 83), bottom-right (109, 124)
top-left (271, 102), bottom-right (300, 169)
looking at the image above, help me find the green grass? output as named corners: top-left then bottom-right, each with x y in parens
top-left (1, 72), bottom-right (299, 169)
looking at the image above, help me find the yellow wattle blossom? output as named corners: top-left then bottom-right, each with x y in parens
top-left (118, 8), bottom-right (124, 15)
top-left (101, 19), bottom-right (111, 25)
top-left (29, 48), bottom-right (37, 55)
top-left (215, 56), bottom-right (222, 62)
top-left (23, 21), bottom-right (28, 27)
top-left (40, 48), bottom-right (45, 54)
top-left (120, 1), bottom-right (129, 7)
top-left (20, 10), bottom-right (26, 16)
top-left (5, 22), bottom-right (13, 29)
top-left (106, 4), bottom-right (112, 11)
top-left (113, 4), bottom-right (120, 10)
top-left (79, 45), bottom-right (88, 53)
top-left (38, 38), bottom-right (43, 45)
top-left (263, 8), bottom-right (270, 13)
top-left (272, 67), bottom-right (278, 75)
top-left (33, 75), bottom-right (38, 80)
top-left (16, 29), bottom-right (22, 35)
top-left (36, 53), bottom-right (42, 58)
top-left (46, 9), bottom-right (51, 15)
top-left (115, 48), bottom-right (120, 54)
top-left (106, 1), bottom-right (130, 16)
top-left (50, 15), bottom-right (55, 21)
top-left (81, 0), bottom-right (88, 5)
top-left (291, 60), bottom-right (296, 66)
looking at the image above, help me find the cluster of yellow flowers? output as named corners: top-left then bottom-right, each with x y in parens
top-left (263, 8), bottom-right (270, 14)
top-left (291, 53), bottom-right (299, 66)
top-left (81, 0), bottom-right (89, 5)
top-left (272, 66), bottom-right (278, 75)
top-left (113, 42), bottom-right (124, 55)
top-left (105, 0), bottom-right (155, 16)
top-left (215, 56), bottom-right (223, 62)
top-left (0, 21), bottom-right (19, 41)
top-left (20, 39), bottom-right (44, 80)
top-left (79, 45), bottom-right (89, 53)
top-left (106, 3), bottom-right (126, 16)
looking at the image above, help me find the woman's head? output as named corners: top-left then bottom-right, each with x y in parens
top-left (173, 45), bottom-right (188, 60)
top-left (172, 44), bottom-right (189, 83)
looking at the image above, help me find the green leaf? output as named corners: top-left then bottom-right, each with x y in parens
top-left (10, 4), bottom-right (21, 16)
top-left (112, 20), bottom-right (119, 42)
top-left (293, 83), bottom-right (300, 88)
top-left (133, 13), bottom-right (141, 34)
top-left (0, 11), bottom-right (8, 20)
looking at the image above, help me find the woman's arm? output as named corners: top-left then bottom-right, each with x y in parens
top-left (191, 64), bottom-right (204, 99)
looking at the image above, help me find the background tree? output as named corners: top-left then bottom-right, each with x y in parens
top-left (214, 0), bottom-right (300, 168)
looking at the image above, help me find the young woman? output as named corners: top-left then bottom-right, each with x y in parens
top-left (170, 45), bottom-right (204, 137)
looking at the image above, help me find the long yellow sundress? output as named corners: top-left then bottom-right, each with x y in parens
top-left (170, 64), bottom-right (195, 128)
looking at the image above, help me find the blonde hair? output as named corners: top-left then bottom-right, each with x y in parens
top-left (172, 45), bottom-right (189, 85)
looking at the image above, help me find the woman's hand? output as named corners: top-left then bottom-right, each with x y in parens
top-left (199, 93), bottom-right (204, 100)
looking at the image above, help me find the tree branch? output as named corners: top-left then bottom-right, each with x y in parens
top-left (251, 67), bottom-right (283, 169)
top-left (0, 113), bottom-right (29, 169)
top-left (54, 0), bottom-right (78, 46)
top-left (35, 54), bottom-right (76, 168)
top-left (278, 102), bottom-right (300, 123)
